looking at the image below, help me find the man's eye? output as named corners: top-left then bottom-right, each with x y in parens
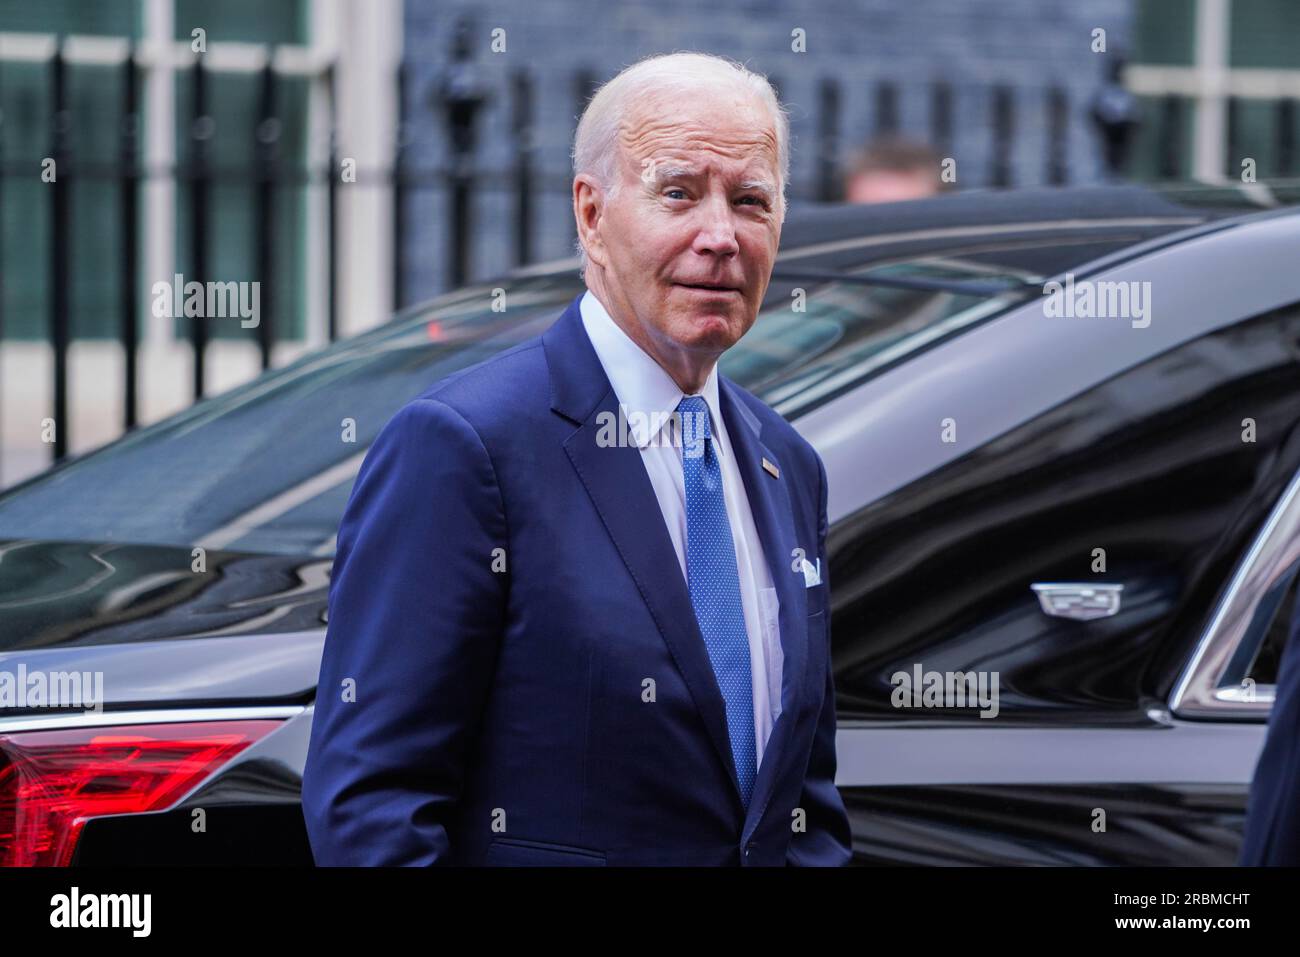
top-left (738, 195), bottom-right (770, 208)
top-left (665, 188), bottom-right (687, 200)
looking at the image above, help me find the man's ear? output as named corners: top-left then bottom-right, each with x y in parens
top-left (573, 174), bottom-right (607, 268)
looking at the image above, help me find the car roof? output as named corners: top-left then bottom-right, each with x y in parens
top-left (773, 183), bottom-right (1241, 252)
top-left (510, 183), bottom-right (1298, 290)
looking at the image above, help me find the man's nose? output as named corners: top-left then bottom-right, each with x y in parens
top-left (691, 195), bottom-right (740, 257)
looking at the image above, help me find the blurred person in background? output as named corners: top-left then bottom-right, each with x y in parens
top-left (844, 135), bottom-right (944, 204)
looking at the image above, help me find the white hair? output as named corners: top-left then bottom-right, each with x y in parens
top-left (571, 52), bottom-right (790, 276)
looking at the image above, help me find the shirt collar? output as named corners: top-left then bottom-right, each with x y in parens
top-left (579, 289), bottom-right (727, 456)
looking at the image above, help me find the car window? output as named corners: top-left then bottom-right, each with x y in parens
top-left (827, 301), bottom-right (1300, 722)
top-left (1244, 561), bottom-right (1299, 688)
top-left (727, 257), bottom-right (1037, 415)
top-left (0, 280), bottom-right (581, 557)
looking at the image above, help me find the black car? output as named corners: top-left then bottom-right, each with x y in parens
top-left (2, 183), bottom-right (1298, 865)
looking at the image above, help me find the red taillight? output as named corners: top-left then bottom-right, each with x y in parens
top-left (0, 719), bottom-right (282, 866)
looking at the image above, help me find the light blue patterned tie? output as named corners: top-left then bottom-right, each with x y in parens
top-left (677, 394), bottom-right (757, 809)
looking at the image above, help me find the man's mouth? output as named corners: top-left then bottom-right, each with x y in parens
top-left (674, 282), bottom-right (742, 294)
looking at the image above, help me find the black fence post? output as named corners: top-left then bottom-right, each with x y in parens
top-left (253, 51), bottom-right (278, 370)
top-left (49, 43), bottom-right (71, 462)
top-left (1046, 86), bottom-right (1068, 185)
top-left (511, 68), bottom-right (533, 268)
top-left (120, 47), bottom-right (140, 431)
top-left (189, 55), bottom-right (211, 399)
top-left (1158, 94), bottom-right (1182, 179)
top-left (438, 20), bottom-right (488, 293)
top-left (1089, 55), bottom-right (1140, 180)
top-left (875, 81), bottom-right (899, 136)
top-left (1226, 95), bottom-right (1241, 179)
top-left (931, 81), bottom-right (953, 160)
top-left (392, 62), bottom-right (405, 312)
top-left (816, 78), bottom-right (840, 202)
top-left (1275, 98), bottom-right (1295, 177)
top-left (989, 85), bottom-right (1014, 187)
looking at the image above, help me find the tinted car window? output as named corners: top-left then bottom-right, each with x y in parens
top-left (728, 257), bottom-right (1037, 414)
top-left (1246, 562), bottom-right (1300, 686)
top-left (828, 302), bottom-right (1300, 722)
top-left (0, 280), bottom-right (582, 556)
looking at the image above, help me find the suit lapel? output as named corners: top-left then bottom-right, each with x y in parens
top-left (719, 378), bottom-right (810, 842)
top-left (545, 296), bottom-right (747, 810)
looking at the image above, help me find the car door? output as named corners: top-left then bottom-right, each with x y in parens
top-left (797, 214), bottom-right (1300, 864)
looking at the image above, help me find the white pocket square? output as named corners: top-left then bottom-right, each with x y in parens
top-left (801, 557), bottom-right (822, 588)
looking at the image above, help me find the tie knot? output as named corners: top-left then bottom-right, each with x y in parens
top-left (676, 395), bottom-right (712, 449)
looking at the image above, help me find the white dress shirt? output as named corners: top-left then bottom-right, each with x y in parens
top-left (579, 289), bottom-right (783, 769)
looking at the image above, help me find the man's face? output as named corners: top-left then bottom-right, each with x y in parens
top-left (579, 88), bottom-right (783, 364)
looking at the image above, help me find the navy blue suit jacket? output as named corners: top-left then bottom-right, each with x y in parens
top-left (1240, 582), bottom-right (1300, 865)
top-left (301, 293), bottom-right (853, 866)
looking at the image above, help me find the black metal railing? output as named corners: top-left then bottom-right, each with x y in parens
top-left (2, 39), bottom-right (1299, 486)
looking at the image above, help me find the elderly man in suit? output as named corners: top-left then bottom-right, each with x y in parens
top-left (301, 51), bottom-right (852, 866)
